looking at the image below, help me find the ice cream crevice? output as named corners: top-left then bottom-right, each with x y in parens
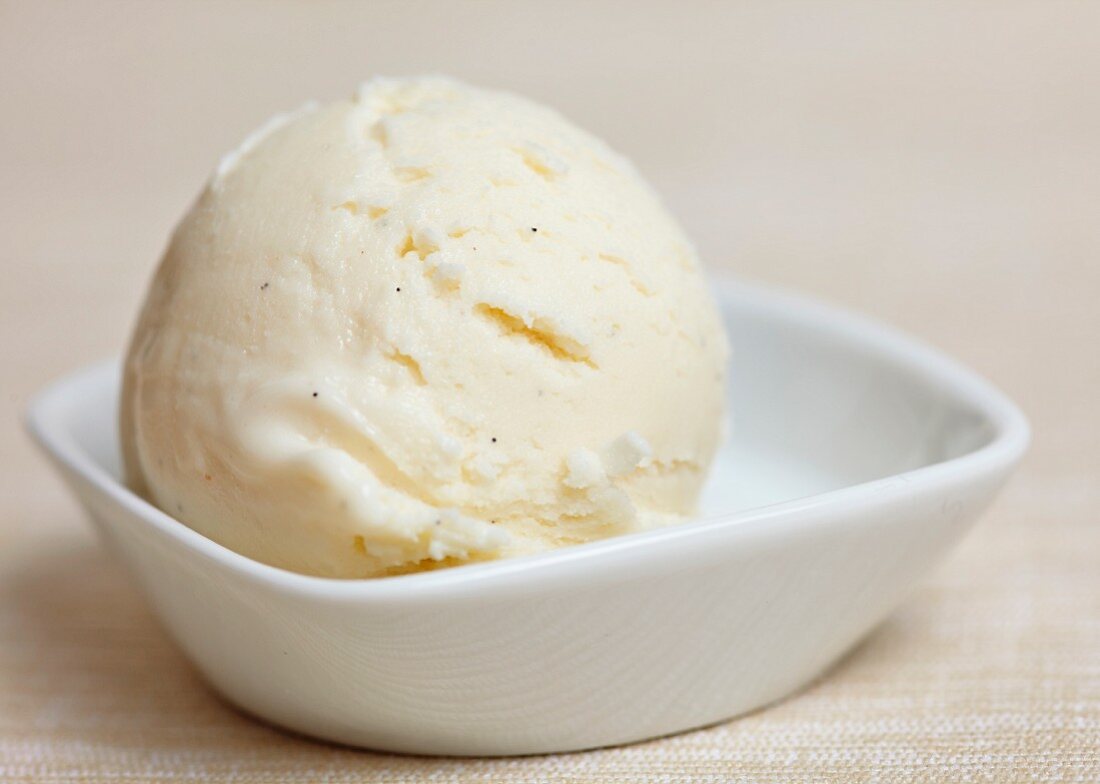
top-left (642, 456), bottom-right (701, 476)
top-left (597, 253), bottom-right (655, 296)
top-left (397, 228), bottom-right (440, 261)
top-left (394, 166), bottom-right (431, 183)
top-left (428, 260), bottom-right (464, 289)
top-left (367, 119), bottom-right (390, 148)
top-left (385, 349), bottom-right (427, 385)
top-left (333, 201), bottom-right (389, 220)
top-left (474, 303), bottom-right (596, 367)
top-left (510, 144), bottom-right (567, 181)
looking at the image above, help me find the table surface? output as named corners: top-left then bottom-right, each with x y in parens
top-left (2, 2), bottom-right (1097, 781)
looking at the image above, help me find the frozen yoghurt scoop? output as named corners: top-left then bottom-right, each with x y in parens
top-left (120, 76), bottom-right (729, 577)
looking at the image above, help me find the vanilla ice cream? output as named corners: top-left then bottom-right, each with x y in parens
top-left (121, 77), bottom-right (728, 578)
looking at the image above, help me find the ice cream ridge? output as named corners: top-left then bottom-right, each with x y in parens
top-left (121, 76), bottom-right (729, 578)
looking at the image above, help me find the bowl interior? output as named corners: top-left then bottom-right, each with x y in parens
top-left (44, 284), bottom-right (998, 522)
top-left (700, 290), bottom-right (997, 514)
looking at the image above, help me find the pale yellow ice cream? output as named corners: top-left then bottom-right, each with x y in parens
top-left (121, 77), bottom-right (728, 578)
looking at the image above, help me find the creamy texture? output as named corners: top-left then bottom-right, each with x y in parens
top-left (121, 77), bottom-right (729, 578)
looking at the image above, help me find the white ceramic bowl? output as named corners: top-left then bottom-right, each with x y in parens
top-left (27, 280), bottom-right (1028, 756)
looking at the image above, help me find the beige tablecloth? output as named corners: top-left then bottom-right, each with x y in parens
top-left (2, 2), bottom-right (1097, 781)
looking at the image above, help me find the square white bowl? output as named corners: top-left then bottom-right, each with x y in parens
top-left (27, 279), bottom-right (1028, 756)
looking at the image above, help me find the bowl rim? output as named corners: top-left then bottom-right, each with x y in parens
top-left (25, 278), bottom-right (1030, 598)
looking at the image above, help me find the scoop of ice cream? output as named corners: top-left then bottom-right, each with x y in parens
top-left (121, 76), bottom-right (729, 578)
